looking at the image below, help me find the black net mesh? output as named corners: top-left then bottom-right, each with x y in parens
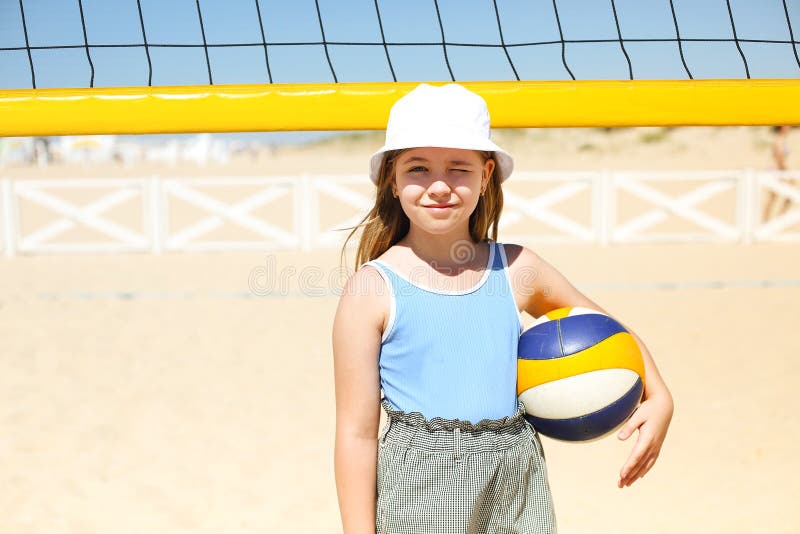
top-left (1, 0), bottom-right (799, 89)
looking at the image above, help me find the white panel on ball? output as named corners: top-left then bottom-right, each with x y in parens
top-left (519, 368), bottom-right (640, 420)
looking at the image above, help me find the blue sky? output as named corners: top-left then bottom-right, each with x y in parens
top-left (1, 0), bottom-right (799, 89)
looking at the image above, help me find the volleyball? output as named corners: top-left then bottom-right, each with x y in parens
top-left (517, 307), bottom-right (645, 442)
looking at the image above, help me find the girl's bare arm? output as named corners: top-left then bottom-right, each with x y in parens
top-left (507, 245), bottom-right (674, 488)
top-left (332, 267), bottom-right (386, 533)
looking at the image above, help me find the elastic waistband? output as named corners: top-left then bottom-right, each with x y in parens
top-left (379, 400), bottom-right (532, 456)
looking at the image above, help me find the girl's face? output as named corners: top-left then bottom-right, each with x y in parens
top-left (392, 147), bottom-right (495, 236)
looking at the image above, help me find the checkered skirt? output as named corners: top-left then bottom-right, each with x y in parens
top-left (377, 400), bottom-right (557, 534)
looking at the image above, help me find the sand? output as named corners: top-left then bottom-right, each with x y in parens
top-left (1, 127), bottom-right (799, 533)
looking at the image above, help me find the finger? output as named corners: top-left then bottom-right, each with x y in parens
top-left (620, 437), bottom-right (649, 480)
top-left (619, 432), bottom-right (653, 484)
top-left (620, 453), bottom-right (646, 487)
top-left (617, 410), bottom-right (646, 441)
top-left (623, 451), bottom-right (660, 487)
top-left (635, 455), bottom-right (658, 482)
top-left (622, 453), bottom-right (653, 487)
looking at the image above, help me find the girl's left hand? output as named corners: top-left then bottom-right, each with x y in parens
top-left (616, 392), bottom-right (674, 488)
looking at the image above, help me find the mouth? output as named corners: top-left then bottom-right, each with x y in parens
top-left (424, 204), bottom-right (454, 209)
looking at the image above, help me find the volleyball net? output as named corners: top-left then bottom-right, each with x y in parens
top-left (2, 0), bottom-right (800, 136)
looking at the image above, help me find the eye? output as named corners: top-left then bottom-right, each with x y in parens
top-left (407, 166), bottom-right (427, 173)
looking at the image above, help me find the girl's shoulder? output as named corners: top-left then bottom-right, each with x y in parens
top-left (337, 261), bottom-right (390, 335)
top-left (496, 242), bottom-right (560, 299)
top-left (496, 242), bottom-right (544, 271)
top-left (350, 258), bottom-right (390, 295)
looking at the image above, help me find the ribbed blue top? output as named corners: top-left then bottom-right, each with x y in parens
top-left (362, 241), bottom-right (523, 423)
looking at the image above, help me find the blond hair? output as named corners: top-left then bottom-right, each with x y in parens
top-left (340, 150), bottom-right (504, 270)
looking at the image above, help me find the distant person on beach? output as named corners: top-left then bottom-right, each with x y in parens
top-left (32, 137), bottom-right (52, 168)
top-left (763, 125), bottom-right (796, 221)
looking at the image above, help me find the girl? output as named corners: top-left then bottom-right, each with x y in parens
top-left (332, 84), bottom-right (673, 534)
top-left (763, 125), bottom-right (795, 221)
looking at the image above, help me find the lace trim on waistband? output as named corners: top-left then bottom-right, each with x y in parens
top-left (380, 399), bottom-right (527, 432)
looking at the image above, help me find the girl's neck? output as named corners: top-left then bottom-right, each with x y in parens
top-left (399, 226), bottom-right (485, 272)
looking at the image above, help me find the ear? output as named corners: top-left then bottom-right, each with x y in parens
top-left (482, 158), bottom-right (496, 186)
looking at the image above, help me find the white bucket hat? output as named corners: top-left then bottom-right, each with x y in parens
top-left (368, 83), bottom-right (514, 184)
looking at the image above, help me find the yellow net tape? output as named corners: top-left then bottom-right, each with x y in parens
top-left (2, 79), bottom-right (799, 137)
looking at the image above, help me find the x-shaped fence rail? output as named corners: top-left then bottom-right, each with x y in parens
top-left (1, 171), bottom-right (797, 256)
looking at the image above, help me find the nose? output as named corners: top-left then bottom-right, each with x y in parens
top-left (427, 177), bottom-right (451, 197)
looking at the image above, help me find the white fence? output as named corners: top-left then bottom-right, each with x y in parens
top-left (1, 171), bottom-right (798, 256)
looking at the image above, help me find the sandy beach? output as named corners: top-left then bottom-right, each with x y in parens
top-left (1, 126), bottom-right (799, 533)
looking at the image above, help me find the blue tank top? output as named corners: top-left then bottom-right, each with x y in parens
top-left (362, 241), bottom-right (523, 423)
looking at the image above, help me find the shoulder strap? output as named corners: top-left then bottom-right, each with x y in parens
top-left (359, 260), bottom-right (396, 343)
top-left (493, 242), bottom-right (524, 334)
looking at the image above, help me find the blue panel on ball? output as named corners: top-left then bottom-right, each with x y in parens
top-left (518, 313), bottom-right (628, 360)
top-left (518, 320), bottom-right (563, 360)
top-left (558, 314), bottom-right (627, 356)
top-left (525, 377), bottom-right (644, 442)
